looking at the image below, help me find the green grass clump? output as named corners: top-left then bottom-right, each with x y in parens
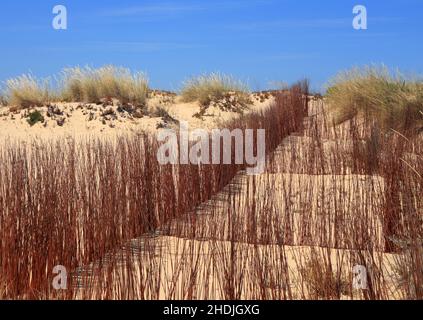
top-left (181, 73), bottom-right (250, 106)
top-left (4, 75), bottom-right (53, 109)
top-left (61, 66), bottom-right (149, 106)
top-left (326, 65), bottom-right (423, 135)
top-left (27, 110), bottom-right (45, 126)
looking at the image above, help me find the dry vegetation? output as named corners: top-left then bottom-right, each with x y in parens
top-left (181, 73), bottom-right (252, 111)
top-left (1, 68), bottom-right (254, 117)
top-left (1, 66), bottom-right (149, 109)
top-left (0, 81), bottom-right (308, 299)
top-left (0, 67), bottom-right (422, 300)
top-left (4, 74), bottom-right (54, 109)
top-left (0, 94), bottom-right (7, 106)
top-left (61, 66), bottom-right (149, 106)
top-left (326, 65), bottom-right (423, 135)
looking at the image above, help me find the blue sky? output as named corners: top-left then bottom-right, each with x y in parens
top-left (0, 0), bottom-right (422, 92)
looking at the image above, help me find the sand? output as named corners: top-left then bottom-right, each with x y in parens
top-left (0, 95), bottom-right (408, 300)
top-left (0, 92), bottom-right (275, 143)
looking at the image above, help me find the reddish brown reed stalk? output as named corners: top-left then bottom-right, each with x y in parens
top-left (70, 84), bottom-right (422, 299)
top-left (0, 82), bottom-right (309, 299)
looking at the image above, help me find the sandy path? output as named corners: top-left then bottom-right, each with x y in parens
top-left (68, 100), bottom-right (403, 300)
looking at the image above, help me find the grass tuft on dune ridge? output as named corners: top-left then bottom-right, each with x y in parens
top-left (1, 66), bottom-right (149, 109)
top-left (181, 72), bottom-right (251, 107)
top-left (61, 66), bottom-right (149, 106)
top-left (0, 94), bottom-right (7, 106)
top-left (326, 65), bottom-right (423, 135)
top-left (4, 74), bottom-right (54, 109)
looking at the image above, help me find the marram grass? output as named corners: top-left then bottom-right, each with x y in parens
top-left (61, 65), bottom-right (149, 106)
top-left (181, 72), bottom-right (251, 106)
top-left (326, 65), bottom-right (423, 135)
top-left (4, 74), bottom-right (54, 109)
top-left (1, 66), bottom-right (149, 108)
